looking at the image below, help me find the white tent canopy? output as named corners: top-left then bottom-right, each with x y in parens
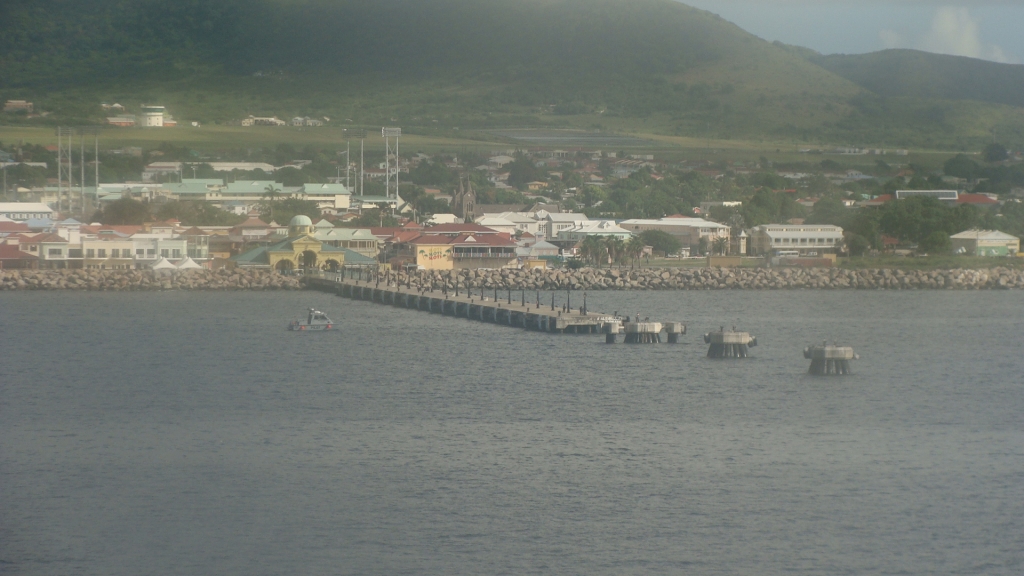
top-left (150, 257), bottom-right (177, 270)
top-left (175, 256), bottom-right (203, 269)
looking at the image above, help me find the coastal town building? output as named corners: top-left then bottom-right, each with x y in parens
top-left (555, 220), bottom-right (632, 242)
top-left (950, 229), bottom-right (1020, 256)
top-left (619, 216), bottom-right (730, 252)
top-left (231, 215), bottom-right (375, 271)
top-left (748, 224), bottom-right (845, 256)
top-left (0, 202), bottom-right (55, 221)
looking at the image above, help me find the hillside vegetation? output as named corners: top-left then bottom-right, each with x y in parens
top-left (1, 0), bottom-right (1023, 149)
top-left (813, 50), bottom-right (1024, 110)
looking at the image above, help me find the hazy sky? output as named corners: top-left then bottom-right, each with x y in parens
top-left (678, 1), bottom-right (1024, 64)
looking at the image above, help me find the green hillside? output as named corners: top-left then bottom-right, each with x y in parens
top-left (813, 49), bottom-right (1024, 109)
top-left (1, 0), bottom-right (1023, 149)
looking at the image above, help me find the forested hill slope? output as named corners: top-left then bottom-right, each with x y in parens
top-left (1, 0), bottom-right (1022, 148)
top-left (813, 49), bottom-right (1024, 109)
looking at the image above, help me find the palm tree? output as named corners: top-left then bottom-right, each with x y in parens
top-left (712, 236), bottom-right (729, 256)
top-left (626, 236), bottom-right (645, 269)
top-left (603, 236), bottom-right (625, 268)
top-left (581, 236), bottom-right (604, 267)
top-left (263, 185), bottom-right (281, 221)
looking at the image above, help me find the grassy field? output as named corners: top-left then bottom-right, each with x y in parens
top-left (0, 124), bottom-right (971, 171)
top-left (0, 125), bottom-right (509, 154)
top-left (839, 255), bottom-right (1024, 270)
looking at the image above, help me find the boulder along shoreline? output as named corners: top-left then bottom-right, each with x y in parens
top-left (3, 266), bottom-right (1023, 291)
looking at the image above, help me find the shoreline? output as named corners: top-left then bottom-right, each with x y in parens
top-left (3, 266), bottom-right (1022, 291)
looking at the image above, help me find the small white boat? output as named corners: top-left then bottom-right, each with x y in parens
top-left (288, 308), bottom-right (337, 331)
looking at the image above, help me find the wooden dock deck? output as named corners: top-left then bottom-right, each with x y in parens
top-left (304, 274), bottom-right (615, 334)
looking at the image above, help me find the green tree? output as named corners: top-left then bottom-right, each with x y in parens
top-left (983, 143), bottom-right (1009, 163)
top-left (805, 195), bottom-right (847, 225)
top-left (626, 235), bottom-right (645, 268)
top-left (92, 198), bottom-right (150, 225)
top-left (918, 230), bottom-right (951, 254)
top-left (506, 153), bottom-right (546, 189)
top-left (711, 236), bottom-right (729, 255)
top-left (603, 236), bottom-right (626, 267)
top-left (580, 235), bottom-right (605, 267)
top-left (845, 233), bottom-right (870, 256)
top-left (638, 230), bottom-right (681, 256)
top-left (260, 197), bottom-right (320, 225)
top-left (262, 184), bottom-right (282, 221)
top-left (408, 160), bottom-right (456, 186)
top-left (156, 200), bottom-right (245, 226)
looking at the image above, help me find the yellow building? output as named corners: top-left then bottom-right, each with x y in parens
top-left (412, 236), bottom-right (455, 270)
top-left (232, 215), bottom-right (376, 270)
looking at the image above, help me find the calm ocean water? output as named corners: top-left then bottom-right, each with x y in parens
top-left (1, 289), bottom-right (1023, 575)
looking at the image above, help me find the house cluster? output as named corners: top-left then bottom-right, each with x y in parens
top-left (0, 212), bottom-right (202, 271)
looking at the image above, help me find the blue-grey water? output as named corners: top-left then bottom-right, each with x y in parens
top-left (1, 289), bottom-right (1023, 575)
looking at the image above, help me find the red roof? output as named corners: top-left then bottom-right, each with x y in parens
top-left (234, 216), bottom-right (268, 228)
top-left (956, 193), bottom-right (999, 205)
top-left (865, 194), bottom-right (894, 206)
top-left (0, 222), bottom-right (31, 233)
top-left (410, 234), bottom-right (453, 246)
top-left (81, 225), bottom-right (144, 235)
top-left (388, 230), bottom-right (425, 244)
top-left (369, 227), bottom-right (409, 238)
top-left (24, 232), bottom-right (67, 243)
top-left (0, 244), bottom-right (36, 259)
top-left (423, 223), bottom-right (500, 235)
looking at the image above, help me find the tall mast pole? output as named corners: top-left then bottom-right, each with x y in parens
top-left (346, 140), bottom-right (350, 191)
top-left (80, 132), bottom-right (85, 216)
top-left (383, 128), bottom-right (390, 202)
top-left (360, 138), bottom-right (364, 196)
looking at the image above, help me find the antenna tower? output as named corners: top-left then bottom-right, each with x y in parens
top-left (56, 127), bottom-right (74, 214)
top-left (382, 127), bottom-right (401, 200)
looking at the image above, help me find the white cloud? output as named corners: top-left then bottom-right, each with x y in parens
top-left (887, 7), bottom-right (1016, 63)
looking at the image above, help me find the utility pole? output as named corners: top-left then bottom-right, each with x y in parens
top-left (346, 140), bottom-right (351, 190)
top-left (360, 137), bottom-right (364, 196)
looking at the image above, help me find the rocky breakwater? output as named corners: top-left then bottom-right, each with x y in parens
top-left (1, 268), bottom-right (302, 291)
top-left (384, 266), bottom-right (1024, 291)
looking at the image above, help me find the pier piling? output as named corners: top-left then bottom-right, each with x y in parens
top-left (804, 343), bottom-right (858, 375)
top-left (704, 327), bottom-right (757, 358)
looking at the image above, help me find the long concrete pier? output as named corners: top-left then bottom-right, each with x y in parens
top-left (304, 274), bottom-right (616, 334)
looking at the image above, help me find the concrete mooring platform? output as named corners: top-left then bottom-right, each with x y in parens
top-left (703, 327), bottom-right (757, 358)
top-left (804, 344), bottom-right (858, 375)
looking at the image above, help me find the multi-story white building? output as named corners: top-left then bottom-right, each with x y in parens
top-left (748, 224), bottom-right (845, 256)
top-left (0, 202), bottom-right (55, 221)
top-left (556, 220), bottom-right (632, 242)
top-left (619, 217), bottom-right (730, 252)
top-left (140, 105), bottom-right (165, 127)
top-left (543, 213), bottom-right (589, 239)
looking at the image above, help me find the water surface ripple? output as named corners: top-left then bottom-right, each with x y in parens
top-left (1, 290), bottom-right (1022, 575)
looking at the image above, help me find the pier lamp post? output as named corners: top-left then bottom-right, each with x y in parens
top-left (551, 292), bottom-right (555, 311)
top-left (508, 289), bottom-right (512, 305)
top-left (455, 278), bottom-right (459, 297)
top-left (583, 291), bottom-right (587, 315)
top-left (521, 290), bottom-right (525, 307)
top-left (494, 287), bottom-right (498, 301)
top-left (536, 290), bottom-right (540, 309)
top-left (566, 288), bottom-right (571, 311)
